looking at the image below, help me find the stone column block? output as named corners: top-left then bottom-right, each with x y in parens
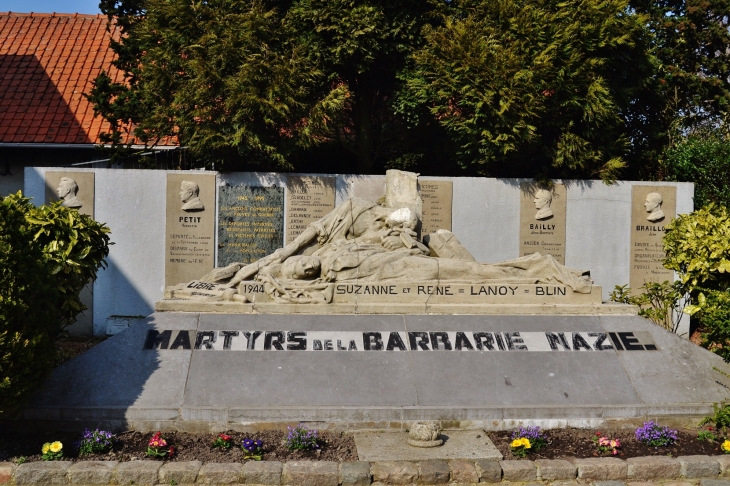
top-left (535, 459), bottom-right (577, 481)
top-left (500, 460), bottom-right (537, 482)
top-left (570, 457), bottom-right (628, 481)
top-left (243, 461), bottom-right (283, 485)
top-left (340, 461), bottom-right (371, 486)
top-left (475, 459), bottom-right (501, 483)
top-left (627, 456), bottom-right (681, 480)
top-left (159, 461), bottom-right (201, 485)
top-left (282, 461), bottom-right (338, 486)
top-left (700, 479), bottom-right (730, 486)
top-left (113, 461), bottom-right (161, 486)
top-left (67, 461), bottom-right (117, 484)
top-left (717, 456), bottom-right (730, 477)
top-left (15, 462), bottom-right (71, 485)
top-left (449, 459), bottom-right (479, 483)
top-left (678, 456), bottom-right (721, 478)
top-left (197, 462), bottom-right (243, 484)
top-left (372, 461), bottom-right (418, 485)
top-left (0, 463), bottom-right (15, 484)
top-left (417, 460), bottom-right (450, 484)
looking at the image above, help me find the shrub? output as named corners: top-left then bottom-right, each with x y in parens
top-left (663, 131), bottom-right (730, 209)
top-left (688, 290), bottom-right (730, 360)
top-left (635, 421), bottom-right (677, 447)
top-left (609, 281), bottom-right (689, 333)
top-left (0, 192), bottom-right (111, 417)
top-left (663, 204), bottom-right (730, 291)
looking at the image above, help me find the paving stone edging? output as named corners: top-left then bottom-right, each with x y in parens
top-left (3, 456), bottom-right (730, 485)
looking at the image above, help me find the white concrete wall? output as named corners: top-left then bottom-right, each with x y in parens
top-left (25, 168), bottom-right (694, 335)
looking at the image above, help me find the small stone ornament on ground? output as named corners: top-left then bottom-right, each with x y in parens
top-left (407, 421), bottom-right (443, 447)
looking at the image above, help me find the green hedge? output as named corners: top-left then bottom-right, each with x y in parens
top-left (0, 193), bottom-right (111, 416)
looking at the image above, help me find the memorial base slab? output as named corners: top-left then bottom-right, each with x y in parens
top-left (22, 312), bottom-right (730, 433)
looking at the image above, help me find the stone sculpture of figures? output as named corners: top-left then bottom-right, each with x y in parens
top-left (57, 177), bottom-right (82, 208)
top-left (645, 192), bottom-right (664, 222)
top-left (533, 189), bottom-right (553, 220)
top-left (180, 181), bottom-right (204, 211)
top-left (191, 197), bottom-right (592, 304)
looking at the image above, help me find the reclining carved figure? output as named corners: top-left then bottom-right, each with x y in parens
top-left (172, 197), bottom-right (592, 304)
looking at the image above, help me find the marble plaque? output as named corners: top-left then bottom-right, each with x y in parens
top-left (45, 171), bottom-right (95, 217)
top-left (217, 185), bottom-right (284, 267)
top-left (286, 176), bottom-right (336, 244)
top-left (420, 180), bottom-right (453, 235)
top-left (630, 185), bottom-right (677, 293)
top-left (165, 173), bottom-right (216, 287)
top-left (519, 183), bottom-right (567, 264)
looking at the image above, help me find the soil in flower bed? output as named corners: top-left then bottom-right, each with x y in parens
top-left (0, 430), bottom-right (357, 464)
top-left (489, 427), bottom-right (725, 460)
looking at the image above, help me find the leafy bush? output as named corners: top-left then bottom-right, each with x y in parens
top-left (663, 131), bottom-right (730, 209)
top-left (0, 192), bottom-right (111, 417)
top-left (663, 204), bottom-right (730, 290)
top-left (609, 281), bottom-right (689, 333)
top-left (687, 289), bottom-right (730, 361)
top-left (700, 401), bottom-right (730, 431)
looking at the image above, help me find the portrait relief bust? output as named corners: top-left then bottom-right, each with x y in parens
top-left (180, 181), bottom-right (204, 211)
top-left (57, 177), bottom-right (83, 209)
top-left (533, 189), bottom-right (553, 220)
top-left (644, 192), bottom-right (664, 222)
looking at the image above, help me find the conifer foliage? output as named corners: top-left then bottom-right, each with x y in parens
top-left (89, 0), bottom-right (730, 178)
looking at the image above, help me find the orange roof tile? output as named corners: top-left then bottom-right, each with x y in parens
top-left (0, 12), bottom-right (176, 146)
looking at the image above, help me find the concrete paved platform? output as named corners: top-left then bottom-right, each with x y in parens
top-left (354, 430), bottom-right (502, 461)
top-left (21, 312), bottom-right (730, 432)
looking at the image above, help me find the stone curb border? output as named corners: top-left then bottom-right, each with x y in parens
top-left (4, 456), bottom-right (730, 485)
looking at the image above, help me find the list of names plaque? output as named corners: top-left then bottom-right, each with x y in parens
top-left (420, 180), bottom-right (453, 235)
top-left (519, 183), bottom-right (567, 264)
top-left (286, 176), bottom-right (336, 244)
top-left (630, 185), bottom-right (677, 293)
top-left (165, 173), bottom-right (216, 287)
top-left (217, 185), bottom-right (284, 267)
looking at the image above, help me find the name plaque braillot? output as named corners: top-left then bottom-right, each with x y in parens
top-left (629, 185), bottom-right (677, 293)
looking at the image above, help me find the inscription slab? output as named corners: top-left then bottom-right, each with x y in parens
top-left (630, 185), bottom-right (677, 292)
top-left (519, 183), bottom-right (567, 264)
top-left (45, 171), bottom-right (94, 216)
top-left (217, 185), bottom-right (284, 267)
top-left (165, 173), bottom-right (216, 287)
top-left (286, 176), bottom-right (335, 244)
top-left (420, 180), bottom-right (453, 235)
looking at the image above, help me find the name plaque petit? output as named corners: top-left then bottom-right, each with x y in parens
top-left (630, 185), bottom-right (677, 293)
top-left (164, 173), bottom-right (216, 287)
top-left (286, 176), bottom-right (336, 244)
top-left (217, 185), bottom-right (284, 267)
top-left (420, 180), bottom-right (453, 235)
top-left (519, 183), bottom-right (567, 264)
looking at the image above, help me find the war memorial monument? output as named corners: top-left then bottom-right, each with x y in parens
top-left (23, 169), bottom-right (730, 434)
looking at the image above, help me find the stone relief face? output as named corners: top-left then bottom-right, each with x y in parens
top-left (282, 255), bottom-right (321, 279)
top-left (533, 190), bottom-right (551, 210)
top-left (56, 177), bottom-right (82, 208)
top-left (180, 186), bottom-right (194, 203)
top-left (644, 194), bottom-right (661, 212)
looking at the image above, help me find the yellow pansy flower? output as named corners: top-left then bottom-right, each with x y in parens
top-left (41, 443), bottom-right (50, 454)
top-left (722, 440), bottom-right (730, 453)
top-left (49, 441), bottom-right (63, 453)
